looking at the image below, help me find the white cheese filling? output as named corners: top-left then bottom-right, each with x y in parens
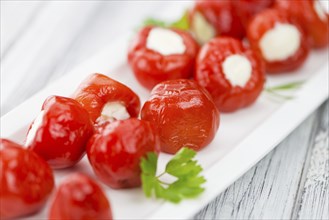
top-left (222, 55), bottom-right (252, 87)
top-left (146, 27), bottom-right (186, 56)
top-left (314, 0), bottom-right (327, 21)
top-left (259, 23), bottom-right (301, 62)
top-left (99, 102), bottom-right (130, 122)
top-left (192, 12), bottom-right (216, 44)
top-left (25, 110), bottom-right (45, 146)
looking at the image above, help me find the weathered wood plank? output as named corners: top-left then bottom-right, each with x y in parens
top-left (195, 101), bottom-right (328, 219)
top-left (297, 102), bottom-right (329, 220)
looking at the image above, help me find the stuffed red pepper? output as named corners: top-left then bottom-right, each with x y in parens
top-left (188, 0), bottom-right (245, 44)
top-left (247, 9), bottom-right (310, 73)
top-left (73, 73), bottom-right (140, 124)
top-left (49, 173), bottom-right (112, 220)
top-left (128, 26), bottom-right (199, 90)
top-left (233, 0), bottom-right (274, 29)
top-left (87, 118), bottom-right (160, 189)
top-left (0, 139), bottom-right (54, 219)
top-left (141, 79), bottom-right (220, 154)
top-left (26, 96), bottom-right (94, 169)
top-left (194, 37), bottom-right (265, 112)
top-left (275, 0), bottom-right (329, 48)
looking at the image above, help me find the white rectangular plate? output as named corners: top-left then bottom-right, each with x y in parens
top-left (1, 2), bottom-right (328, 219)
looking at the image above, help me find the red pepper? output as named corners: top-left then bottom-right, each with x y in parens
top-left (232, 0), bottom-right (274, 29)
top-left (189, 0), bottom-right (245, 44)
top-left (26, 96), bottom-right (94, 169)
top-left (87, 118), bottom-right (160, 189)
top-left (141, 79), bottom-right (220, 154)
top-left (73, 73), bottom-right (140, 123)
top-left (247, 9), bottom-right (310, 73)
top-left (49, 173), bottom-right (112, 220)
top-left (0, 139), bottom-right (54, 219)
top-left (194, 37), bottom-right (265, 112)
top-left (275, 0), bottom-right (329, 48)
top-left (127, 26), bottom-right (199, 90)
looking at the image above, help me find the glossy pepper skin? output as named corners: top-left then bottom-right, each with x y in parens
top-left (26, 96), bottom-right (94, 169)
top-left (141, 79), bottom-right (220, 154)
top-left (247, 9), bottom-right (310, 73)
top-left (189, 0), bottom-right (245, 43)
top-left (194, 37), bottom-right (265, 112)
top-left (49, 173), bottom-right (112, 220)
top-left (275, 0), bottom-right (329, 48)
top-left (73, 73), bottom-right (140, 123)
top-left (0, 139), bottom-right (54, 219)
top-left (127, 26), bottom-right (199, 90)
top-left (87, 118), bottom-right (160, 189)
top-left (233, 0), bottom-right (274, 29)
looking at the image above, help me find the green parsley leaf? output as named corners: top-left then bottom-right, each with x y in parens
top-left (141, 174), bottom-right (155, 197)
top-left (170, 11), bottom-right (190, 31)
top-left (142, 10), bottom-right (189, 31)
top-left (141, 152), bottom-right (158, 176)
top-left (140, 147), bottom-right (206, 203)
top-left (143, 18), bottom-right (167, 28)
top-left (140, 153), bottom-right (158, 197)
top-left (166, 148), bottom-right (202, 178)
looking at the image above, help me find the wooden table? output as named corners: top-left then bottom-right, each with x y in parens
top-left (1, 1), bottom-right (328, 219)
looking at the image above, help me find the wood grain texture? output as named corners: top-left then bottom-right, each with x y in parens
top-left (195, 101), bottom-right (329, 220)
top-left (1, 2), bottom-right (328, 219)
top-left (297, 102), bottom-right (329, 220)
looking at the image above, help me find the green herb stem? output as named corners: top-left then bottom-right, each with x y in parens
top-left (265, 81), bottom-right (304, 100)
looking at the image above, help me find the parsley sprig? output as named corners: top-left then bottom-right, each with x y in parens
top-left (142, 11), bottom-right (189, 31)
top-left (140, 147), bottom-right (206, 203)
